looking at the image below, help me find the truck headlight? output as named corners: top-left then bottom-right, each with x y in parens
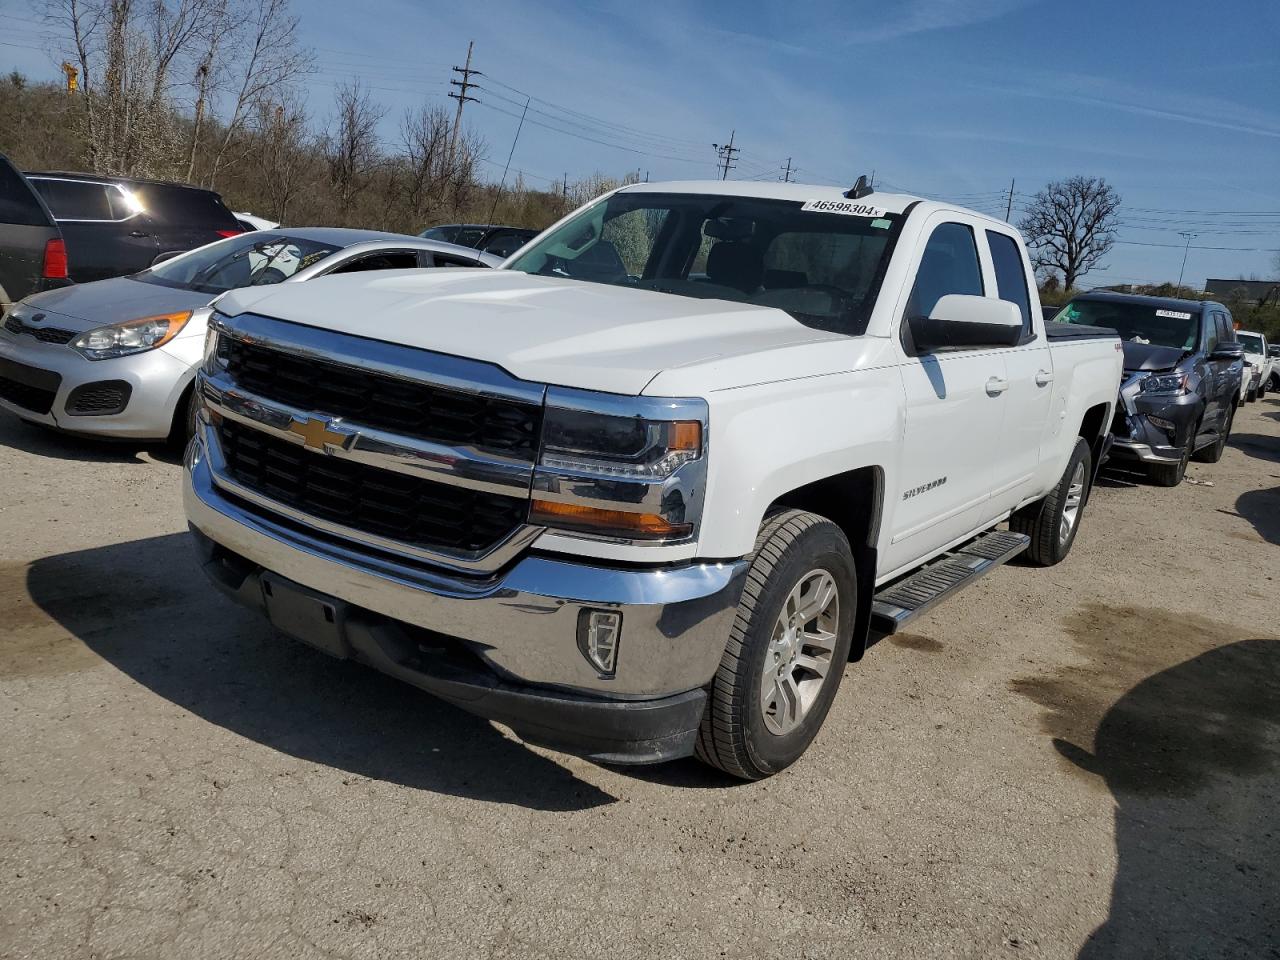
top-left (531, 391), bottom-right (707, 541)
top-left (1139, 373), bottom-right (1187, 396)
top-left (539, 407), bottom-right (702, 479)
top-left (70, 311), bottom-right (192, 360)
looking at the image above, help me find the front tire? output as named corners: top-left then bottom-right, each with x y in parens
top-left (695, 510), bottom-right (856, 780)
top-left (1148, 440), bottom-right (1189, 486)
top-left (1193, 407), bottom-right (1232, 463)
top-left (1010, 437), bottom-right (1091, 566)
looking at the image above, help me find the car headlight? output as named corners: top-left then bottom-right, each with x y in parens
top-left (70, 311), bottom-right (193, 360)
top-left (531, 393), bottom-right (707, 541)
top-left (1139, 373), bottom-right (1187, 396)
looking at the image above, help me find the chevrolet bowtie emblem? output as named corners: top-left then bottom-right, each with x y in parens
top-left (287, 415), bottom-right (356, 453)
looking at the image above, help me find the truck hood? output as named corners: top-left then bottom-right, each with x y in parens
top-left (23, 276), bottom-right (213, 330)
top-left (215, 269), bottom-right (844, 395)
top-left (1121, 341), bottom-right (1186, 373)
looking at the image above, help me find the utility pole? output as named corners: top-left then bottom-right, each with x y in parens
top-left (713, 130), bottom-right (739, 180)
top-left (1177, 232), bottom-right (1197, 290)
top-left (448, 41), bottom-right (478, 161)
top-left (780, 157), bottom-right (795, 182)
top-left (1004, 178), bottom-right (1016, 221)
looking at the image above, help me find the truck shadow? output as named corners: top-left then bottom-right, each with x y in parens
top-left (17, 532), bottom-right (616, 810)
top-left (0, 410), bottom-right (181, 465)
top-left (1233, 485), bottom-right (1280, 546)
top-left (1014, 606), bottom-right (1280, 958)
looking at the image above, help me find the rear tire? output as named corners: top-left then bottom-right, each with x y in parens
top-left (695, 509), bottom-right (856, 781)
top-left (1010, 437), bottom-right (1091, 567)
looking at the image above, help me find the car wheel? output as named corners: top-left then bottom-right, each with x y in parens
top-left (1148, 440), bottom-right (1190, 487)
top-left (1011, 437), bottom-right (1091, 566)
top-left (168, 383), bottom-right (198, 447)
top-left (695, 509), bottom-right (856, 781)
top-left (1193, 409), bottom-right (1231, 463)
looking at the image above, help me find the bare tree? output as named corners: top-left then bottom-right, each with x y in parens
top-left (1019, 176), bottom-right (1122, 291)
top-left (324, 80), bottom-right (385, 224)
top-left (398, 103), bottom-right (452, 225)
top-left (251, 94), bottom-right (309, 222)
top-left (204, 0), bottom-right (312, 187)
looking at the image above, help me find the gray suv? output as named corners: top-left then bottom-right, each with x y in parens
top-left (1055, 292), bottom-right (1244, 486)
top-left (0, 154), bottom-right (69, 313)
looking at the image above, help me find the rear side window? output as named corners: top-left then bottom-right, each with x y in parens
top-left (329, 251), bottom-right (419, 273)
top-left (433, 253), bottom-right (484, 268)
top-left (31, 178), bottom-right (114, 220)
top-left (0, 161), bottom-right (51, 226)
top-left (907, 222), bottom-right (984, 318)
top-left (986, 230), bottom-right (1033, 337)
top-left (136, 184), bottom-right (238, 228)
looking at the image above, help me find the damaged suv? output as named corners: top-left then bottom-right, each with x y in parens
top-left (1055, 292), bottom-right (1243, 485)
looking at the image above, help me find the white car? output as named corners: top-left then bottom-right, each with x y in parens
top-left (183, 180), bottom-right (1122, 779)
top-left (234, 212), bottom-right (280, 232)
top-left (1236, 329), bottom-right (1272, 402)
top-left (0, 228), bottom-right (500, 441)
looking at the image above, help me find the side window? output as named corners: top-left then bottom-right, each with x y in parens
top-left (985, 230), bottom-right (1033, 338)
top-left (329, 251), bottom-right (419, 274)
top-left (481, 233), bottom-right (528, 259)
top-left (432, 253), bottom-right (484, 268)
top-left (906, 222), bottom-right (983, 319)
top-left (30, 179), bottom-right (115, 221)
top-left (0, 162), bottom-right (50, 226)
top-left (1204, 312), bottom-right (1221, 353)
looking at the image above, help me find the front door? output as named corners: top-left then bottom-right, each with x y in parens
top-left (882, 217), bottom-right (1010, 578)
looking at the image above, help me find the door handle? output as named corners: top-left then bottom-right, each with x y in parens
top-left (1035, 369), bottom-right (1054, 387)
top-left (985, 376), bottom-right (1009, 396)
top-left (129, 230), bottom-right (149, 238)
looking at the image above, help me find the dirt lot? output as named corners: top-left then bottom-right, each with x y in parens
top-left (1, 400), bottom-right (1277, 960)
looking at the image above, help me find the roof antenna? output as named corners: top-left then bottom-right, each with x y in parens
top-left (844, 175), bottom-right (873, 200)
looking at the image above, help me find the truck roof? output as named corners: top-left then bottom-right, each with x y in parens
top-left (615, 180), bottom-right (1020, 227)
top-left (1072, 290), bottom-right (1221, 315)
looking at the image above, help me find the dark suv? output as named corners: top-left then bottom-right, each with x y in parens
top-left (0, 154), bottom-right (69, 312)
top-left (1055, 292), bottom-right (1244, 486)
top-left (24, 172), bottom-right (242, 283)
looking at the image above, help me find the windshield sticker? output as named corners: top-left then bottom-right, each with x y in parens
top-left (870, 218), bottom-right (892, 229)
top-left (1155, 309), bottom-right (1192, 320)
top-left (801, 199), bottom-right (887, 218)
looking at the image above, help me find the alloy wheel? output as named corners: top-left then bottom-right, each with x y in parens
top-left (760, 569), bottom-right (840, 736)
top-left (1059, 460), bottom-right (1087, 546)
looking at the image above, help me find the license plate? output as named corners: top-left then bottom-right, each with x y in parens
top-left (261, 573), bottom-right (350, 659)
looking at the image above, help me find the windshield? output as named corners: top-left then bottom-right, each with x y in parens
top-left (504, 191), bottom-right (901, 336)
top-left (1236, 333), bottom-right (1263, 352)
top-left (1056, 299), bottom-right (1201, 351)
top-left (136, 233), bottom-right (342, 294)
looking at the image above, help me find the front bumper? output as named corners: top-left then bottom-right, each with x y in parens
top-left (183, 434), bottom-right (748, 763)
top-left (0, 327), bottom-right (188, 438)
top-left (1109, 378), bottom-right (1202, 464)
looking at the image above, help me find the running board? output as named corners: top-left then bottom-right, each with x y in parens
top-left (870, 530), bottom-right (1030, 635)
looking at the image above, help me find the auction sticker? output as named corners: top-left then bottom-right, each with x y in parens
top-left (802, 199), bottom-right (887, 218)
top-left (1155, 309), bottom-right (1192, 319)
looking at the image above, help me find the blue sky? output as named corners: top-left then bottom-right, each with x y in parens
top-left (4, 0), bottom-right (1279, 288)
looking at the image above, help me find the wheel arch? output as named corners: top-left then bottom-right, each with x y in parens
top-left (767, 464), bottom-right (884, 662)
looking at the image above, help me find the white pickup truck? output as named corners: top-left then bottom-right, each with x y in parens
top-left (184, 180), bottom-right (1122, 779)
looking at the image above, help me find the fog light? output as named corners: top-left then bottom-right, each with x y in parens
top-left (577, 609), bottom-right (622, 678)
top-left (1146, 415), bottom-right (1176, 432)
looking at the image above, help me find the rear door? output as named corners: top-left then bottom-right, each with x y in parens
top-left (0, 157), bottom-right (60, 307)
top-left (984, 228), bottom-right (1053, 517)
top-left (28, 176), bottom-right (159, 281)
top-left (884, 216), bottom-right (1009, 575)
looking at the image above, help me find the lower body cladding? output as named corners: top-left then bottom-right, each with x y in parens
top-left (184, 441), bottom-right (750, 764)
top-left (0, 334), bottom-right (189, 438)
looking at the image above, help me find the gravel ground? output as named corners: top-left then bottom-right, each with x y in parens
top-left (1, 400), bottom-right (1277, 960)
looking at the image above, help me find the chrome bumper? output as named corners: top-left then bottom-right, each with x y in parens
top-left (183, 434), bottom-right (748, 700)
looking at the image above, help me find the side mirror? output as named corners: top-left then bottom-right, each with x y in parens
top-left (151, 250), bottom-right (185, 266)
top-left (908, 295), bottom-right (1023, 352)
top-left (1211, 341), bottom-right (1244, 361)
top-left (1268, 346), bottom-right (1280, 358)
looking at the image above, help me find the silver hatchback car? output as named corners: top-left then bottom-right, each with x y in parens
top-left (0, 228), bottom-right (500, 441)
